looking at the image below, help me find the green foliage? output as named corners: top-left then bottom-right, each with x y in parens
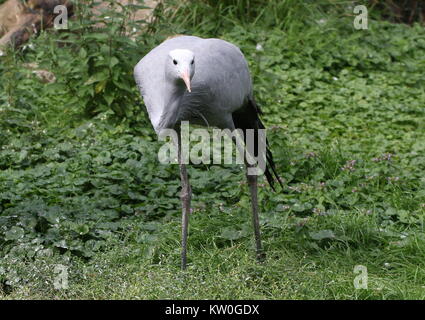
top-left (160, 0), bottom-right (321, 33)
top-left (1, 0), bottom-right (160, 124)
top-left (0, 0), bottom-right (425, 299)
top-left (41, 1), bottom-right (141, 118)
top-left (372, 0), bottom-right (425, 24)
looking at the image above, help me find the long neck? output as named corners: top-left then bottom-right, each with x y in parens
top-left (157, 79), bottom-right (186, 131)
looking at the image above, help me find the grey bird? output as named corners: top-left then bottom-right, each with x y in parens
top-left (134, 35), bottom-right (282, 270)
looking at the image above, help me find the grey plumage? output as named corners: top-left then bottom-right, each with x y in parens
top-left (134, 35), bottom-right (282, 269)
top-left (134, 36), bottom-right (252, 132)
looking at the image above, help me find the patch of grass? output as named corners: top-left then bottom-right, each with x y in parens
top-left (2, 208), bottom-right (425, 299)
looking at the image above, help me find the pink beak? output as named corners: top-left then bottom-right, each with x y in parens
top-left (181, 70), bottom-right (191, 93)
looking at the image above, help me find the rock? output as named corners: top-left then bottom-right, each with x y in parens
top-left (0, 0), bottom-right (73, 49)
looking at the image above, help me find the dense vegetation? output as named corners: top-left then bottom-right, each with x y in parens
top-left (0, 0), bottom-right (424, 299)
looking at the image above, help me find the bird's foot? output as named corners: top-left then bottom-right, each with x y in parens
top-left (256, 251), bottom-right (266, 263)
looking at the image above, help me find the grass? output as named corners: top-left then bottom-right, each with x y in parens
top-left (3, 209), bottom-right (425, 299)
top-left (1, 0), bottom-right (425, 299)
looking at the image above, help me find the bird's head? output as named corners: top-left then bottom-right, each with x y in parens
top-left (167, 49), bottom-right (195, 92)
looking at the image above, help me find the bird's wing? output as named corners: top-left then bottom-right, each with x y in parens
top-left (134, 51), bottom-right (164, 130)
top-left (191, 38), bottom-right (253, 113)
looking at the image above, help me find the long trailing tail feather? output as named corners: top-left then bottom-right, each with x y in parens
top-left (232, 97), bottom-right (283, 191)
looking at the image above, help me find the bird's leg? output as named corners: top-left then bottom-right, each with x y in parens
top-left (246, 167), bottom-right (265, 262)
top-left (178, 138), bottom-right (191, 270)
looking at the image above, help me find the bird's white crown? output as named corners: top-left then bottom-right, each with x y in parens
top-left (168, 49), bottom-right (194, 62)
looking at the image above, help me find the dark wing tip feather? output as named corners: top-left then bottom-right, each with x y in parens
top-left (232, 97), bottom-right (283, 191)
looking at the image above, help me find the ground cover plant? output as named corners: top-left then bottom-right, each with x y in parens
top-left (0, 0), bottom-right (424, 299)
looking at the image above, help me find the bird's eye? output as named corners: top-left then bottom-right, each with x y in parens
top-left (191, 60), bottom-right (194, 65)
top-left (173, 59), bottom-right (178, 65)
